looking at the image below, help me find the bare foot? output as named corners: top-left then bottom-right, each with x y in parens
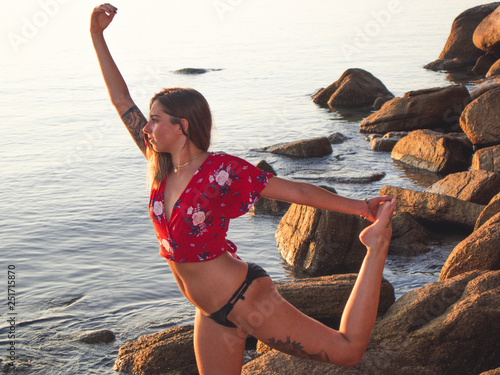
top-left (359, 198), bottom-right (396, 252)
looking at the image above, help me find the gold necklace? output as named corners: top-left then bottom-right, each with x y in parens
top-left (173, 151), bottom-right (204, 173)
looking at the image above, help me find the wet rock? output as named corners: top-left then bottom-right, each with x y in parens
top-left (327, 132), bottom-right (347, 144)
top-left (390, 212), bottom-right (432, 256)
top-left (78, 329), bottom-right (115, 344)
top-left (370, 137), bottom-right (399, 152)
top-left (425, 170), bottom-right (500, 205)
top-left (325, 172), bottom-right (386, 184)
top-left (379, 185), bottom-right (485, 230)
top-left (263, 137), bottom-right (332, 158)
top-left (470, 76), bottom-right (500, 100)
top-left (460, 87), bottom-right (500, 147)
top-left (391, 129), bottom-right (472, 174)
top-left (473, 53), bottom-right (498, 75)
top-left (473, 5), bottom-right (500, 55)
top-left (253, 160), bottom-right (290, 215)
top-left (371, 270), bottom-right (500, 375)
top-left (440, 213), bottom-right (500, 280)
top-left (312, 68), bottom-right (394, 109)
top-left (472, 144), bottom-right (500, 172)
top-left (486, 59), bottom-right (500, 77)
top-left (424, 3), bottom-right (500, 71)
top-left (276, 204), bottom-right (369, 276)
top-left (475, 192), bottom-right (500, 230)
top-left (274, 274), bottom-right (394, 325)
top-left (114, 325), bottom-right (197, 375)
top-left (359, 86), bottom-right (471, 134)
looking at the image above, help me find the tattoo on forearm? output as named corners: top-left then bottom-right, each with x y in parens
top-left (121, 105), bottom-right (147, 155)
top-left (267, 336), bottom-right (330, 363)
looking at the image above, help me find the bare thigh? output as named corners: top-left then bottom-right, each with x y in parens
top-left (227, 277), bottom-right (350, 364)
top-left (193, 309), bottom-right (247, 375)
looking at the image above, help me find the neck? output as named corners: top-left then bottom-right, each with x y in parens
top-left (171, 145), bottom-right (205, 173)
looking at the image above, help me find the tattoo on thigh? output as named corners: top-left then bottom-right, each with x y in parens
top-left (121, 105), bottom-right (147, 154)
top-left (267, 336), bottom-right (330, 363)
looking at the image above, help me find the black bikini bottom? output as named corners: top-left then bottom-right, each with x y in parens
top-left (206, 262), bottom-right (270, 328)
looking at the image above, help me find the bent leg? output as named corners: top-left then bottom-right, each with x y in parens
top-left (193, 308), bottom-right (247, 375)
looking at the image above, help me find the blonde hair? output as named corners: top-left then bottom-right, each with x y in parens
top-left (146, 88), bottom-right (212, 188)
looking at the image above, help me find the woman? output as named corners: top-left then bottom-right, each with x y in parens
top-left (90, 4), bottom-right (396, 374)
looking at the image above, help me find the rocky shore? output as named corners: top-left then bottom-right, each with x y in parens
top-left (108, 3), bottom-right (500, 374)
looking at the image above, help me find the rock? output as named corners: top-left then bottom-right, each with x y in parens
top-left (327, 132), bottom-right (347, 144)
top-left (470, 76), bottom-right (500, 100)
top-left (275, 204), bottom-right (370, 276)
top-left (379, 185), bottom-right (485, 230)
top-left (424, 3), bottom-right (500, 71)
top-left (460, 87), bottom-right (500, 147)
top-left (370, 137), bottom-right (399, 152)
top-left (480, 368), bottom-right (500, 375)
top-left (359, 86), bottom-right (471, 134)
top-left (265, 274), bottom-right (394, 333)
top-left (263, 137), bottom-right (332, 158)
top-left (370, 270), bottom-right (500, 375)
top-left (312, 68), bottom-right (394, 109)
top-left (473, 5), bottom-right (500, 55)
top-left (425, 170), bottom-right (500, 205)
top-left (173, 68), bottom-right (221, 74)
top-left (475, 192), bottom-right (500, 230)
top-left (487, 59), bottom-right (500, 77)
top-left (472, 144), bottom-right (500, 172)
top-left (324, 172), bottom-right (386, 184)
top-left (390, 212), bottom-right (432, 256)
top-left (253, 161), bottom-right (290, 215)
top-left (440, 213), bottom-right (500, 281)
top-left (78, 329), bottom-right (115, 344)
top-left (473, 53), bottom-right (498, 75)
top-left (391, 129), bottom-right (472, 174)
top-left (114, 325), bottom-right (197, 375)
top-left (245, 271), bottom-right (500, 374)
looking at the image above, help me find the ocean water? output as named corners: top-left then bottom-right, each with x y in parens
top-left (1, 0), bottom-right (483, 373)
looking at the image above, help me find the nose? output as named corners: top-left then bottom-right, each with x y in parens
top-left (142, 120), bottom-right (152, 135)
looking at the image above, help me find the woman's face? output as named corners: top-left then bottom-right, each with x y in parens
top-left (143, 100), bottom-right (182, 153)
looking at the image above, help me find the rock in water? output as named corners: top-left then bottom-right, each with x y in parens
top-left (391, 130), bottom-right (472, 174)
top-left (312, 68), bottom-right (394, 109)
top-left (359, 86), bottom-right (471, 134)
top-left (424, 3), bottom-right (500, 71)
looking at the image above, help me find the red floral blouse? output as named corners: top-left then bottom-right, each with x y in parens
top-left (148, 152), bottom-right (273, 262)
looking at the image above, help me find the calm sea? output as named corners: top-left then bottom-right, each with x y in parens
top-left (1, 0), bottom-right (482, 373)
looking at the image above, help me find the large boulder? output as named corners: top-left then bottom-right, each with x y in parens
top-left (460, 87), bottom-right (500, 147)
top-left (472, 53), bottom-right (499, 75)
top-left (475, 191), bottom-right (500, 230)
top-left (473, 5), bottom-right (500, 55)
top-left (390, 212), bottom-right (433, 256)
top-left (275, 204), bottom-right (369, 276)
top-left (274, 274), bottom-right (394, 326)
top-left (379, 185), bottom-right (485, 230)
top-left (472, 144), bottom-right (500, 172)
top-left (243, 271), bottom-right (500, 375)
top-left (371, 270), bottom-right (500, 375)
top-left (425, 170), bottom-right (500, 205)
top-left (440, 213), bottom-right (500, 281)
top-left (312, 68), bottom-right (394, 109)
top-left (253, 160), bottom-right (290, 215)
top-left (113, 325), bottom-right (197, 375)
top-left (263, 137), bottom-right (332, 158)
top-left (424, 3), bottom-right (500, 71)
top-left (391, 130), bottom-right (472, 174)
top-left (359, 86), bottom-right (471, 134)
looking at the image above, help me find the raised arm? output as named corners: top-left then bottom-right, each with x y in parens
top-left (261, 176), bottom-right (392, 221)
top-left (90, 4), bottom-right (147, 157)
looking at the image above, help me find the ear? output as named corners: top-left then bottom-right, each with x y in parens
top-left (179, 118), bottom-right (189, 137)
